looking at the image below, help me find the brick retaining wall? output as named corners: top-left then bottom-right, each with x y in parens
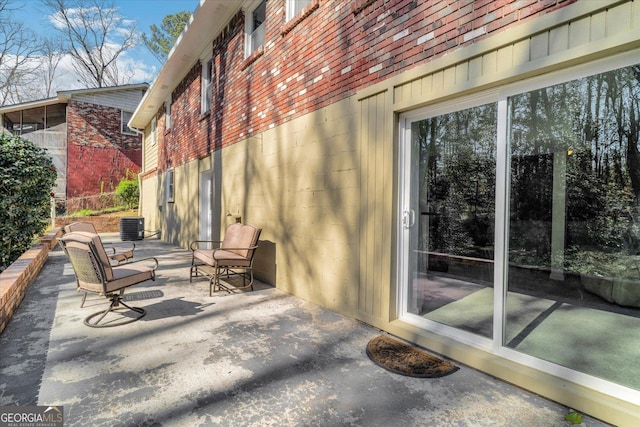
top-left (0, 228), bottom-right (61, 335)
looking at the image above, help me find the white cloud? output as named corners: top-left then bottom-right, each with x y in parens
top-left (3, 4), bottom-right (158, 104)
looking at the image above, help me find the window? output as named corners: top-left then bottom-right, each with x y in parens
top-left (166, 168), bottom-right (174, 203)
top-left (246, 0), bottom-right (267, 57)
top-left (150, 117), bottom-right (157, 145)
top-left (121, 111), bottom-right (136, 135)
top-left (165, 100), bottom-right (171, 130)
top-left (201, 58), bottom-right (212, 113)
top-left (286, 0), bottom-right (311, 21)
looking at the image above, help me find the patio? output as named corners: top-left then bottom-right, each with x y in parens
top-left (0, 235), bottom-right (609, 426)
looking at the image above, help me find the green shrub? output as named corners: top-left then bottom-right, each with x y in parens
top-left (0, 133), bottom-right (57, 272)
top-left (116, 178), bottom-right (139, 209)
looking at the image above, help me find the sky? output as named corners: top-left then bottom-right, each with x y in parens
top-left (10, 0), bottom-right (200, 95)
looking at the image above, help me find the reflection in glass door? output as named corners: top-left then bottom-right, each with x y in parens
top-left (404, 103), bottom-right (497, 338)
top-left (505, 64), bottom-right (640, 391)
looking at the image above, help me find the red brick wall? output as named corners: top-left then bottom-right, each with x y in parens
top-left (67, 100), bottom-right (142, 197)
top-left (158, 0), bottom-right (577, 172)
top-left (0, 229), bottom-right (60, 335)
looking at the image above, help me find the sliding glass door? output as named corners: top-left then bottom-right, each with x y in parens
top-left (401, 101), bottom-right (497, 339)
top-left (399, 54), bottom-right (640, 395)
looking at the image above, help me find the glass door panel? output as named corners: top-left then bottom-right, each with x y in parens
top-left (506, 64), bottom-right (640, 391)
top-left (406, 104), bottom-right (497, 338)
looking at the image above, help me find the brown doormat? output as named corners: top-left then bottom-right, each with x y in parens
top-left (366, 335), bottom-right (459, 378)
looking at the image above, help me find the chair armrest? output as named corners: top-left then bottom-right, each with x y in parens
top-left (104, 242), bottom-right (136, 251)
top-left (212, 245), bottom-right (259, 253)
top-left (103, 245), bottom-right (117, 255)
top-left (190, 240), bottom-right (222, 251)
top-left (128, 256), bottom-right (159, 272)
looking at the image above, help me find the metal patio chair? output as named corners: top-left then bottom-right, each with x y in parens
top-left (190, 223), bottom-right (262, 295)
top-left (63, 221), bottom-right (136, 263)
top-left (63, 221), bottom-right (137, 307)
top-left (60, 231), bottom-right (158, 328)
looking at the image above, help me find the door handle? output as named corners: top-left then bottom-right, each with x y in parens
top-left (402, 210), bottom-right (416, 229)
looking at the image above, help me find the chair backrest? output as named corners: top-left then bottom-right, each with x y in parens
top-left (60, 231), bottom-right (115, 290)
top-left (221, 223), bottom-right (262, 259)
top-left (63, 221), bottom-right (98, 235)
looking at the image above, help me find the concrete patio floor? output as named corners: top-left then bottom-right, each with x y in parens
top-left (0, 235), bottom-right (610, 426)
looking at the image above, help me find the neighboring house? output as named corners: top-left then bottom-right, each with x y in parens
top-left (128, 1), bottom-right (640, 424)
top-left (0, 84), bottom-right (148, 204)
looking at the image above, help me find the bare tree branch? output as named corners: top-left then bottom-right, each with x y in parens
top-left (44, 0), bottom-right (137, 88)
top-left (0, 0), bottom-right (40, 104)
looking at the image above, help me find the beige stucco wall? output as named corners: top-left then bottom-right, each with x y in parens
top-left (139, 1), bottom-right (640, 424)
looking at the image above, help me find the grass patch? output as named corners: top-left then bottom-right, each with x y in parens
top-left (67, 206), bottom-right (135, 217)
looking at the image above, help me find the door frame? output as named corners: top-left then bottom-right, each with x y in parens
top-left (199, 169), bottom-right (213, 244)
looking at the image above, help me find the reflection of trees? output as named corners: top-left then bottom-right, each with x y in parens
top-left (412, 62), bottom-right (640, 277)
top-left (413, 104), bottom-right (497, 258)
top-left (509, 64), bottom-right (640, 272)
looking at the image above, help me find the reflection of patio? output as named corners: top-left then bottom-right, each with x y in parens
top-left (0, 235), bottom-right (612, 426)
top-left (418, 273), bottom-right (640, 391)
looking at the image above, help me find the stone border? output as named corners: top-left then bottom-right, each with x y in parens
top-left (0, 228), bottom-right (61, 335)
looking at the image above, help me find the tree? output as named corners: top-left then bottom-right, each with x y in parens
top-left (141, 11), bottom-right (191, 64)
top-left (38, 37), bottom-right (65, 98)
top-left (43, 0), bottom-right (137, 88)
top-left (0, 0), bottom-right (41, 104)
top-left (0, 133), bottom-right (57, 272)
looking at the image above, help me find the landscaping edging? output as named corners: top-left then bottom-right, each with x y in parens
top-left (0, 228), bottom-right (61, 335)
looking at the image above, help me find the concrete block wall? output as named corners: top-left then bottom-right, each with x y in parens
top-left (67, 100), bottom-right (142, 197)
top-left (0, 229), bottom-right (60, 335)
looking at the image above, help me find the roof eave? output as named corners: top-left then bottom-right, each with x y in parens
top-left (57, 83), bottom-right (150, 100)
top-left (0, 83), bottom-right (151, 114)
top-left (0, 96), bottom-right (62, 114)
top-left (129, 0), bottom-right (240, 130)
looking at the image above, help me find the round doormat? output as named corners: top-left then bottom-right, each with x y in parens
top-left (366, 335), bottom-right (459, 378)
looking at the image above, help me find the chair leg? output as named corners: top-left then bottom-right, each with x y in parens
top-left (211, 266), bottom-right (222, 295)
top-left (210, 266), bottom-right (254, 294)
top-left (190, 255), bottom-right (202, 283)
top-left (80, 291), bottom-right (87, 308)
top-left (84, 293), bottom-right (146, 328)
